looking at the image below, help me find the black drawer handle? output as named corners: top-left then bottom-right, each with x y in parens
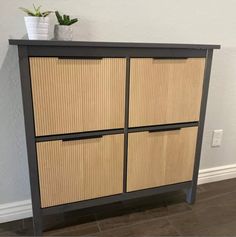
top-left (58, 56), bottom-right (103, 60)
top-left (152, 57), bottom-right (189, 60)
top-left (148, 127), bottom-right (181, 133)
top-left (62, 135), bottom-right (103, 142)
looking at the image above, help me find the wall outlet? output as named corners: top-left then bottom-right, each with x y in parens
top-left (212, 129), bottom-right (223, 147)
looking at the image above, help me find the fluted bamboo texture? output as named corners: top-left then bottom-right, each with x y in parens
top-left (129, 58), bottom-right (205, 127)
top-left (127, 127), bottom-right (198, 192)
top-left (30, 57), bottom-right (126, 136)
top-left (37, 134), bottom-right (124, 208)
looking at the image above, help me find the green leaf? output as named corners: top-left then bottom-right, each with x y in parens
top-left (33, 4), bottom-right (42, 16)
top-left (55, 11), bottom-right (64, 24)
top-left (55, 11), bottom-right (78, 25)
top-left (19, 7), bottom-right (36, 16)
top-left (42, 11), bottom-right (53, 17)
top-left (68, 18), bottom-right (78, 25)
top-left (62, 15), bottom-right (68, 25)
top-left (20, 5), bottom-right (52, 17)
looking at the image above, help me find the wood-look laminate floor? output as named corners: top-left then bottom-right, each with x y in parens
top-left (1, 178), bottom-right (236, 236)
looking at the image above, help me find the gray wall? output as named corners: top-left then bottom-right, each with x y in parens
top-left (0, 0), bottom-right (235, 205)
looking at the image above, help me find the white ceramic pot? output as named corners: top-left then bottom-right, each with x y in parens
top-left (24, 16), bottom-right (50, 40)
top-left (54, 25), bottom-right (73, 41)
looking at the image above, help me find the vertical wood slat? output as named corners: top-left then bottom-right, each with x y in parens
top-left (129, 58), bottom-right (205, 127)
top-left (127, 127), bottom-right (198, 192)
top-left (30, 57), bottom-right (126, 136)
top-left (37, 134), bottom-right (124, 208)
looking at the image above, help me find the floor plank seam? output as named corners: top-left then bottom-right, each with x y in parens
top-left (196, 189), bottom-right (236, 203)
top-left (44, 222), bottom-right (98, 236)
top-left (96, 220), bottom-right (102, 232)
top-left (98, 216), bottom-right (169, 234)
top-left (166, 210), bottom-right (192, 219)
top-left (166, 217), bottom-right (182, 236)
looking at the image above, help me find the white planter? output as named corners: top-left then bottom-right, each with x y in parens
top-left (24, 16), bottom-right (50, 40)
top-left (54, 25), bottom-right (73, 41)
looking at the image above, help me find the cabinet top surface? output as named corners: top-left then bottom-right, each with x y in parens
top-left (9, 39), bottom-right (220, 49)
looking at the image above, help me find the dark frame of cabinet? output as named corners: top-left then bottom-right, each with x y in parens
top-left (9, 39), bottom-right (220, 236)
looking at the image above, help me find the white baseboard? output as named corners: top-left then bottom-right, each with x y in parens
top-left (198, 164), bottom-right (236, 185)
top-left (0, 200), bottom-right (32, 223)
top-left (1, 164), bottom-right (236, 224)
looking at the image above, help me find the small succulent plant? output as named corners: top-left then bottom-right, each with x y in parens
top-left (55, 11), bottom-right (78, 26)
top-left (19, 4), bottom-right (53, 17)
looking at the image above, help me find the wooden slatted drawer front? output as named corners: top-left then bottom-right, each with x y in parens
top-left (129, 58), bottom-right (205, 127)
top-left (30, 57), bottom-right (126, 136)
top-left (127, 127), bottom-right (198, 192)
top-left (36, 134), bottom-right (124, 208)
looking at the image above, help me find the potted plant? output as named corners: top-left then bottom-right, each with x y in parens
top-left (20, 5), bottom-right (53, 40)
top-left (54, 11), bottom-right (78, 41)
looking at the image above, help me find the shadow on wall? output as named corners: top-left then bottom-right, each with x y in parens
top-left (0, 45), bottom-right (31, 204)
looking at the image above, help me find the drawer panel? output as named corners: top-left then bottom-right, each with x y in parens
top-left (127, 127), bottom-right (198, 192)
top-left (30, 57), bottom-right (126, 136)
top-left (37, 134), bottom-right (124, 208)
top-left (129, 58), bottom-right (205, 127)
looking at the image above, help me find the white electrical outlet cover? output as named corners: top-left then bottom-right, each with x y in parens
top-left (212, 129), bottom-right (223, 147)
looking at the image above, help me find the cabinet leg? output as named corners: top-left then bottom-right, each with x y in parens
top-left (185, 186), bottom-right (197, 205)
top-left (32, 215), bottom-right (43, 236)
